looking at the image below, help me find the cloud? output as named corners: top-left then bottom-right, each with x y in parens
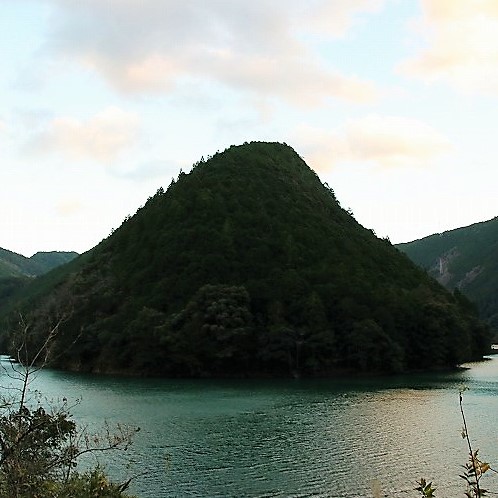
top-left (302, 0), bottom-right (385, 37)
top-left (27, 107), bottom-right (139, 162)
top-left (39, 0), bottom-right (382, 106)
top-left (399, 0), bottom-right (498, 95)
top-left (0, 121), bottom-right (7, 150)
top-left (0, 123), bottom-right (7, 148)
top-left (112, 159), bottom-right (182, 182)
top-left (298, 115), bottom-right (453, 171)
top-left (56, 199), bottom-right (83, 216)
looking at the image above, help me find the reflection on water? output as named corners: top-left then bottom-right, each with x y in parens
top-left (1, 355), bottom-right (498, 497)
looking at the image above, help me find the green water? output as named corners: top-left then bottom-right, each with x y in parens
top-left (3, 356), bottom-right (498, 497)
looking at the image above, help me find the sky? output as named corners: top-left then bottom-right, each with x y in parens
top-left (1, 0), bottom-right (498, 257)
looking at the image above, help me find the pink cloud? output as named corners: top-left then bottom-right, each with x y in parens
top-left (297, 115), bottom-right (453, 171)
top-left (399, 0), bottom-right (498, 95)
top-left (41, 0), bottom-right (382, 106)
top-left (27, 107), bottom-right (139, 162)
top-left (55, 199), bottom-right (83, 216)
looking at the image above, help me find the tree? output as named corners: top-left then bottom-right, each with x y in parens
top-left (346, 319), bottom-right (403, 373)
top-left (170, 284), bottom-right (255, 375)
top-left (0, 317), bottom-right (138, 497)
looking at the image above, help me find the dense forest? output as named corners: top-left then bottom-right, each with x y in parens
top-left (0, 142), bottom-right (490, 377)
top-left (397, 217), bottom-right (498, 334)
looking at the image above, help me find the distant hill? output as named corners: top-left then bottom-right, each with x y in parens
top-left (397, 217), bottom-right (498, 332)
top-left (1, 142), bottom-right (490, 377)
top-left (0, 249), bottom-right (79, 311)
top-left (30, 251), bottom-right (80, 273)
top-left (0, 248), bottom-right (78, 278)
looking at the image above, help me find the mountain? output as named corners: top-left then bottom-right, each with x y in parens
top-left (30, 251), bottom-right (80, 273)
top-left (0, 248), bottom-right (78, 278)
top-left (397, 217), bottom-right (498, 332)
top-left (0, 248), bottom-right (79, 313)
top-left (1, 142), bottom-right (490, 377)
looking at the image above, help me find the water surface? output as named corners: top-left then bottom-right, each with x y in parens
top-left (2, 356), bottom-right (498, 497)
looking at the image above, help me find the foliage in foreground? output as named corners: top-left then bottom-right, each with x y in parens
top-left (0, 321), bottom-right (137, 498)
top-left (415, 390), bottom-right (496, 498)
top-left (0, 403), bottom-right (137, 498)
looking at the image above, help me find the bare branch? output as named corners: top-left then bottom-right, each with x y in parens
top-left (0, 317), bottom-right (138, 496)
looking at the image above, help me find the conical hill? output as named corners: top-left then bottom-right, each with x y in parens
top-left (4, 142), bottom-right (490, 376)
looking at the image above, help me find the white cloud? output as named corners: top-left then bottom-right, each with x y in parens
top-left (298, 115), bottom-right (453, 171)
top-left (399, 0), bottom-right (498, 95)
top-left (112, 159), bottom-right (182, 182)
top-left (38, 0), bottom-right (382, 106)
top-left (0, 120), bottom-right (10, 151)
top-left (26, 107), bottom-right (139, 162)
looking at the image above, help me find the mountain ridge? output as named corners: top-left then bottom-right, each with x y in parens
top-left (0, 247), bottom-right (78, 278)
top-left (397, 216), bottom-right (498, 332)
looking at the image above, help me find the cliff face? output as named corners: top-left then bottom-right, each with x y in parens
top-left (4, 142), bottom-right (490, 376)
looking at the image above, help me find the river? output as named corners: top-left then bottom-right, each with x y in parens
top-left (2, 355), bottom-right (498, 497)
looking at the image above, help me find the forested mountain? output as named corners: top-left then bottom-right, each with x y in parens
top-left (397, 217), bottom-right (498, 332)
top-left (1, 142), bottom-right (490, 377)
top-left (0, 249), bottom-right (78, 311)
top-left (0, 248), bottom-right (78, 278)
top-left (30, 251), bottom-right (80, 273)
